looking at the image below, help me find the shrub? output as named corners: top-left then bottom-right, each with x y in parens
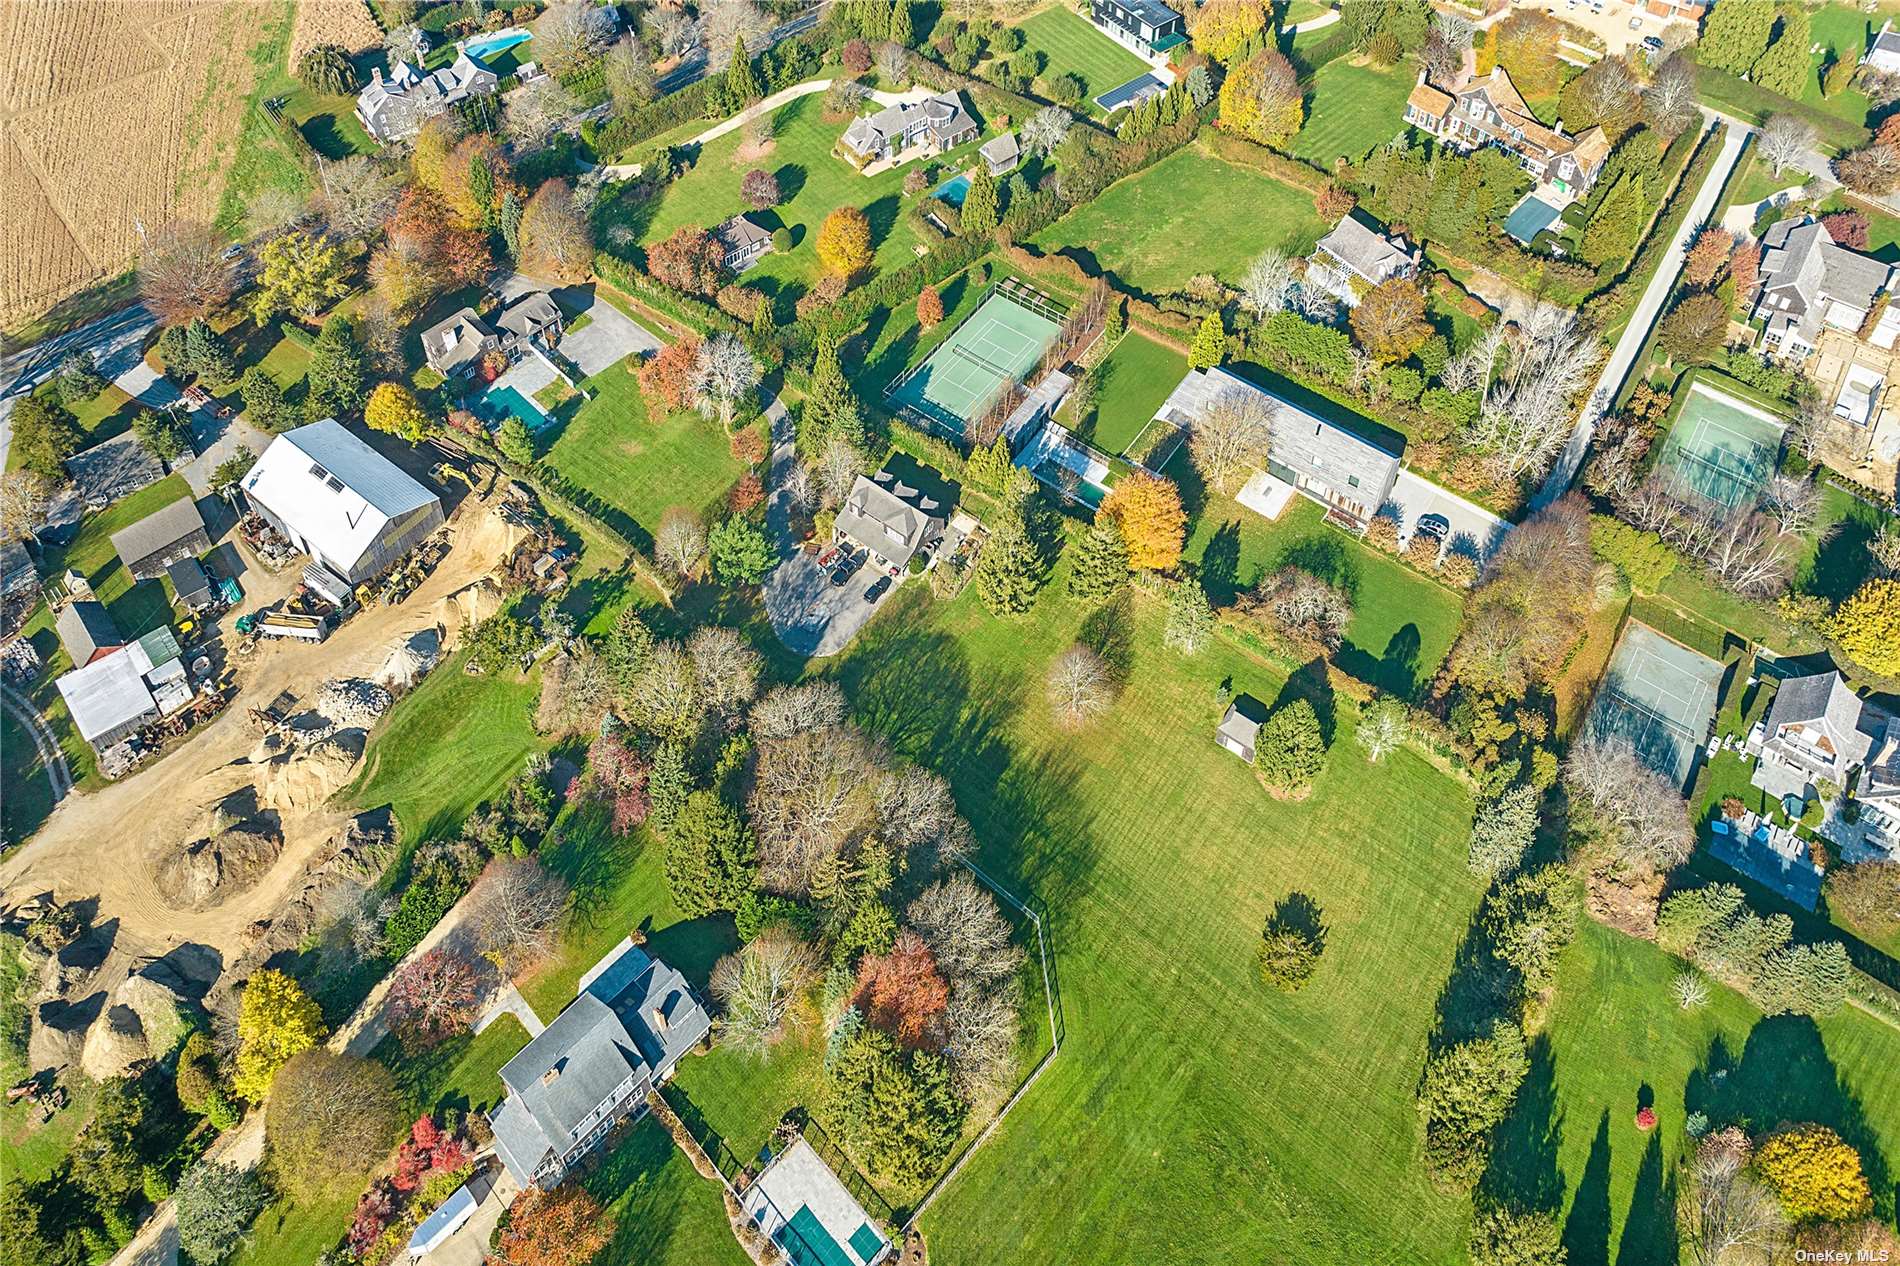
top-left (1755, 1125), bottom-right (1874, 1222)
top-left (1254, 699), bottom-right (1325, 794)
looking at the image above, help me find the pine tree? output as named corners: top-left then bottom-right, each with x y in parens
top-left (184, 319), bottom-right (238, 389)
top-left (1580, 175), bottom-right (1646, 268)
top-left (1103, 298), bottom-right (1125, 345)
top-left (889, 0), bottom-right (913, 47)
top-left (240, 365), bottom-right (297, 433)
top-left (1188, 312), bottom-right (1226, 370)
top-left (804, 332), bottom-right (865, 451)
top-left (752, 293), bottom-right (775, 340)
top-left (648, 741), bottom-right (691, 834)
top-left (1163, 577), bottom-right (1213, 654)
top-left (974, 499), bottom-right (1050, 616)
top-left (961, 166), bottom-right (999, 238)
top-left (305, 314), bottom-right (366, 420)
top-left (726, 35), bottom-right (761, 104)
top-left (1067, 515), bottom-right (1130, 601)
top-left (1699, 0), bottom-right (1775, 75)
top-left (499, 189), bottom-right (523, 258)
top-left (1255, 698), bottom-right (1326, 792)
top-left (1750, 7), bottom-right (1811, 98)
top-left (965, 433), bottom-right (1014, 491)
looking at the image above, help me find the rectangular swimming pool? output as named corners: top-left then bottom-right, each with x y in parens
top-left (475, 382), bottom-right (551, 431)
top-left (933, 173), bottom-right (970, 207)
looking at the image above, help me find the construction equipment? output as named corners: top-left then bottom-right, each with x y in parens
top-left (256, 611), bottom-right (329, 642)
top-left (430, 461), bottom-right (482, 494)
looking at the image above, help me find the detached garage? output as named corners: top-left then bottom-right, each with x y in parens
top-left (110, 497), bottom-right (211, 582)
top-left (241, 420), bottom-right (444, 585)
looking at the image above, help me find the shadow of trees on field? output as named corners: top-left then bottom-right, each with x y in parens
top-left (1264, 892), bottom-right (1326, 955)
top-left (1563, 1114), bottom-right (1614, 1266)
top-left (1078, 593), bottom-right (1135, 684)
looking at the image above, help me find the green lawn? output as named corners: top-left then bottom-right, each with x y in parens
top-left (213, 0), bottom-right (310, 234)
top-left (1291, 58), bottom-right (1413, 168)
top-left (622, 92), bottom-right (981, 311)
top-left (1075, 331), bottom-right (1186, 455)
top-left (1012, 6), bottom-right (1152, 114)
top-left (1, 709), bottom-right (56, 847)
top-left (541, 366), bottom-right (746, 552)
top-left (586, 1117), bottom-right (751, 1266)
top-left (1793, 5), bottom-right (1878, 128)
top-left (4, 383), bottom-right (141, 475)
top-left (1034, 140), bottom-right (1329, 293)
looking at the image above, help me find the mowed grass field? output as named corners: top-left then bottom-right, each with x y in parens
top-left (1013, 5), bottom-right (1152, 113)
top-left (1034, 141), bottom-right (1328, 292)
top-left (1078, 331), bottom-right (1187, 454)
top-left (1292, 58), bottom-right (1413, 168)
top-left (624, 93), bottom-right (979, 311)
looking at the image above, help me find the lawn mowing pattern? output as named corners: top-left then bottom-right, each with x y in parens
top-left (541, 365), bottom-right (745, 548)
top-left (1033, 141), bottom-right (1328, 292)
top-left (1290, 58), bottom-right (1413, 167)
top-left (586, 1116), bottom-right (751, 1266)
top-left (1013, 6), bottom-right (1151, 115)
top-left (1077, 332), bottom-right (1187, 454)
top-left (625, 92), bottom-right (977, 306)
top-left (889, 290), bottom-right (1063, 432)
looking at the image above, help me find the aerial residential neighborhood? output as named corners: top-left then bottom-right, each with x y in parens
top-left (6, 1), bottom-right (1900, 1265)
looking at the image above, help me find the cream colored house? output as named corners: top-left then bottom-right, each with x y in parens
top-left (1802, 327), bottom-right (1900, 496)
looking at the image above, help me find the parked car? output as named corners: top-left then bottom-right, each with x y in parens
top-left (1643, 34), bottom-right (1664, 52)
top-left (1415, 513), bottom-right (1452, 544)
top-left (829, 549), bottom-right (863, 587)
top-left (864, 574), bottom-right (893, 602)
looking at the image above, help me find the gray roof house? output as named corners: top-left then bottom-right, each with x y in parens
top-left (166, 556), bottom-right (214, 609)
top-left (838, 92), bottom-right (977, 166)
top-left (1307, 213), bottom-right (1421, 308)
top-left (55, 600), bottom-right (122, 667)
top-left (1865, 18), bottom-right (1900, 74)
top-left (495, 289), bottom-right (563, 345)
top-left (355, 55), bottom-right (500, 143)
top-left (420, 307), bottom-right (499, 377)
top-left (1752, 670), bottom-right (1899, 797)
top-left (1753, 216), bottom-right (1896, 360)
top-left (715, 214), bottom-right (774, 273)
top-left (489, 938), bottom-right (711, 1190)
top-left (0, 539), bottom-right (37, 597)
top-left (241, 420), bottom-right (445, 584)
top-left (53, 627), bottom-right (191, 752)
top-left (833, 472), bottom-right (948, 572)
top-left (979, 131), bottom-right (1020, 177)
top-left (1217, 697), bottom-right (1265, 763)
top-left (1153, 367), bottom-right (1402, 525)
top-left (109, 497), bottom-right (211, 582)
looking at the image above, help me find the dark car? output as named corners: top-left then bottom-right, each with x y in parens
top-left (864, 574), bottom-right (893, 602)
top-left (1415, 513), bottom-right (1452, 543)
top-left (829, 549), bottom-right (863, 586)
top-left (1642, 34), bottom-right (1664, 52)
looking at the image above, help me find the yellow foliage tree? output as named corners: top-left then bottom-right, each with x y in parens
top-left (232, 968), bottom-right (326, 1102)
top-left (1218, 49), bottom-right (1304, 148)
top-left (1187, 0), bottom-right (1269, 65)
top-left (1100, 472), bottom-right (1186, 572)
top-left (1832, 578), bottom-right (1900, 677)
top-left (815, 206), bottom-right (873, 279)
top-left (411, 118), bottom-right (454, 194)
top-left (249, 230), bottom-right (352, 325)
top-left (1755, 1125), bottom-right (1873, 1222)
top-left (365, 382), bottom-right (432, 443)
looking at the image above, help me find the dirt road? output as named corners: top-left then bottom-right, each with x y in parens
top-left (0, 494), bottom-right (519, 967)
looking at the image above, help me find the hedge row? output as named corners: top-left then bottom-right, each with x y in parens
top-left (1582, 122), bottom-right (1728, 331)
top-left (1693, 64), bottom-right (1869, 155)
top-left (593, 252), bottom-right (742, 337)
top-left (1204, 130), bottom-right (1331, 194)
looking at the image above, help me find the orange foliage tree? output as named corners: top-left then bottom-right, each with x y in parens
top-left (917, 285), bottom-right (944, 328)
top-left (816, 206), bottom-right (873, 279)
top-left (637, 336), bottom-right (701, 413)
top-left (489, 1184), bottom-right (614, 1266)
top-left (1100, 472), bottom-right (1186, 572)
top-left (854, 931), bottom-right (949, 1048)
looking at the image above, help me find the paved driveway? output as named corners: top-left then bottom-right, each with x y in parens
top-left (764, 551), bottom-right (899, 657)
top-left (561, 294), bottom-right (660, 377)
top-left (1388, 470), bottom-right (1510, 561)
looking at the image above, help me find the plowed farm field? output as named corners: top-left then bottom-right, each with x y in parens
top-left (0, 0), bottom-right (291, 330)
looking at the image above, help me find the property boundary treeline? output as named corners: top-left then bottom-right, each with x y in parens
top-left (1693, 63), bottom-right (1869, 156)
top-left (1584, 120), bottom-right (1729, 337)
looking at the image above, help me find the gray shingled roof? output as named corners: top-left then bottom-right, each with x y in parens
top-left (55, 601), bottom-right (121, 666)
top-left (109, 497), bottom-right (207, 568)
top-left (496, 291), bottom-right (561, 340)
top-left (1756, 217), bottom-right (1895, 346)
top-left (1313, 214), bottom-right (1414, 283)
top-left (1764, 670), bottom-right (1888, 776)
top-left (716, 214), bottom-right (773, 255)
top-left (841, 92), bottom-right (973, 156)
top-left (834, 474), bottom-right (945, 568)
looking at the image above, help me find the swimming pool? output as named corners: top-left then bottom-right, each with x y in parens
top-left (476, 382), bottom-right (550, 431)
top-left (933, 173), bottom-right (971, 208)
top-left (464, 28), bottom-right (531, 62)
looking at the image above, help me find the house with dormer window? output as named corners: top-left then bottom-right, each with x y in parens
top-left (1403, 63), bottom-right (1609, 199)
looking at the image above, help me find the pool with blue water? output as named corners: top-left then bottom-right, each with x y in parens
top-left (934, 173), bottom-right (971, 207)
top-left (464, 29), bottom-right (531, 62)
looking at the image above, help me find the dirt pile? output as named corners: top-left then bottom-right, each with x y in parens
top-left (375, 627), bottom-right (442, 691)
top-left (77, 971), bottom-right (192, 1080)
top-left (318, 677), bottom-right (393, 725)
top-left (257, 729), bottom-right (365, 814)
top-left (154, 827), bottom-right (281, 911)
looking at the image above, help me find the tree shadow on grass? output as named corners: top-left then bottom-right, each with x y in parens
top-left (1264, 891), bottom-right (1327, 953)
top-left (1078, 592), bottom-right (1135, 683)
top-left (1336, 621), bottom-right (1423, 700)
top-left (1562, 1113), bottom-right (1614, 1266)
top-left (582, 1119), bottom-right (685, 1262)
top-left (541, 802), bottom-right (647, 924)
top-left (1614, 1130), bottom-right (1677, 1266)
top-left (864, 194), bottom-right (901, 249)
top-left (1799, 510), bottom-right (1876, 605)
top-left (1271, 656), bottom-right (1336, 747)
top-left (774, 161), bottom-right (808, 204)
top-left (1274, 532), bottom-right (1362, 597)
top-left (1479, 1036), bottom-right (1564, 1214)
top-left (1198, 519), bottom-right (1243, 607)
top-left (643, 912), bottom-right (740, 995)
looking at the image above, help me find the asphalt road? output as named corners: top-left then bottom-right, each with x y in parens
top-left (0, 303), bottom-right (157, 470)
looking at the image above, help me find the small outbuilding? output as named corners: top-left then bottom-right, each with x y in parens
top-left (55, 600), bottom-right (123, 667)
top-left (0, 539), bottom-right (37, 597)
top-left (979, 131), bottom-right (1020, 176)
top-left (404, 1180), bottom-right (478, 1259)
top-left (166, 556), bottom-right (215, 609)
top-left (109, 497), bottom-right (211, 581)
top-left (54, 627), bottom-right (190, 751)
top-left (715, 214), bottom-right (775, 272)
top-left (1217, 697), bottom-right (1266, 763)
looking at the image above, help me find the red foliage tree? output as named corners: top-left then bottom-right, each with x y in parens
top-left (854, 931), bottom-right (949, 1049)
top-left (585, 732), bottom-right (650, 833)
top-left (1730, 242), bottom-right (1762, 302)
top-left (728, 472), bottom-right (765, 513)
top-left (1877, 114), bottom-right (1900, 149)
top-left (740, 168), bottom-right (781, 210)
top-left (644, 226), bottom-right (724, 296)
top-left (385, 949), bottom-right (482, 1050)
top-left (1682, 227), bottom-right (1734, 289)
top-left (842, 38), bottom-right (872, 73)
top-left (729, 426), bottom-right (766, 465)
top-left (636, 336), bottom-right (701, 413)
top-left (348, 1181), bottom-right (397, 1254)
top-left (916, 285), bottom-right (944, 329)
top-left (491, 1185), bottom-right (614, 1266)
top-left (1822, 209), bottom-right (1871, 250)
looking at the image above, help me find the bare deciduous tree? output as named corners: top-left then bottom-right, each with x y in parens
top-left (1835, 138), bottom-right (1900, 195)
top-left (1422, 12), bottom-right (1472, 84)
top-left (1564, 736), bottom-right (1695, 870)
top-left (811, 438), bottom-right (861, 509)
top-left (941, 980), bottom-right (1018, 1100)
top-left (318, 156), bottom-right (402, 239)
top-left (0, 470), bottom-right (54, 541)
top-left (472, 857), bottom-right (571, 973)
top-left (907, 874), bottom-right (1023, 990)
top-left (535, 641), bottom-right (615, 736)
top-left (876, 41), bottom-right (910, 86)
top-left (1021, 106), bottom-right (1074, 157)
top-left (1699, 506), bottom-right (1795, 597)
top-left (1239, 248), bottom-right (1298, 318)
top-left (1464, 303), bottom-right (1602, 479)
top-left (751, 726), bottom-right (883, 894)
top-left (689, 332), bottom-right (760, 431)
top-left (1187, 388), bottom-right (1274, 495)
top-left (1240, 566), bottom-right (1354, 651)
top-left (504, 76), bottom-right (580, 150)
top-left (702, 0), bottom-right (771, 71)
top-left (1763, 473), bottom-right (1821, 536)
top-left (1869, 521), bottom-right (1900, 576)
top-left (1760, 113), bottom-right (1818, 177)
top-left (750, 681), bottom-right (848, 740)
top-left (1358, 697), bottom-right (1411, 764)
top-left (139, 220), bottom-right (237, 325)
top-left (534, 0), bottom-right (616, 75)
top-left (711, 928), bottom-right (816, 1055)
top-left (1681, 1128), bottom-right (1790, 1266)
top-left (624, 641), bottom-right (701, 740)
top-left (602, 37), bottom-right (656, 111)
top-left (245, 186), bottom-right (309, 239)
top-left (873, 765), bottom-right (971, 867)
top-left (655, 506), bottom-right (706, 575)
top-left (648, 8), bottom-right (700, 58)
top-left (686, 624), bottom-right (761, 718)
top-left (1439, 321), bottom-right (1509, 395)
top-left (1046, 645), bottom-right (1114, 730)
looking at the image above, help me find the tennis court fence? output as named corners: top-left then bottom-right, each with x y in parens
top-left (996, 275), bottom-right (1069, 324)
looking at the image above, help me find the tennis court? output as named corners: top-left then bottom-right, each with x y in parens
top-left (1659, 381), bottom-right (1786, 508)
top-left (1586, 620), bottom-right (1726, 790)
top-left (889, 286), bottom-right (1064, 433)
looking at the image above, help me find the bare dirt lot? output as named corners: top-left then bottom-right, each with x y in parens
top-left (0, 490), bottom-right (521, 970)
top-left (0, 0), bottom-right (283, 328)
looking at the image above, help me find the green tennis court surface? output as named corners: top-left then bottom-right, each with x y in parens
top-left (1660, 382), bottom-right (1785, 508)
top-left (774, 1206), bottom-right (884, 1266)
top-left (890, 290), bottom-right (1062, 431)
top-left (1586, 620), bottom-right (1725, 790)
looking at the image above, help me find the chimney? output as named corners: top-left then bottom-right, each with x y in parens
top-left (372, 65), bottom-right (384, 86)
top-left (650, 1005), bottom-right (669, 1034)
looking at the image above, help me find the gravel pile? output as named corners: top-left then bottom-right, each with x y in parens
top-left (317, 677), bottom-right (393, 724)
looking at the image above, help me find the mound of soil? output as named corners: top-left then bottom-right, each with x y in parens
top-left (154, 828), bottom-right (281, 911)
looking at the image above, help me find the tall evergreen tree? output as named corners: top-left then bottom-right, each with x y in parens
top-left (961, 166), bottom-right (999, 238)
top-left (1067, 515), bottom-right (1130, 601)
top-left (1188, 312), bottom-right (1226, 370)
top-left (1750, 6), bottom-right (1811, 97)
top-left (240, 366), bottom-right (297, 433)
top-left (1580, 175), bottom-right (1646, 268)
top-left (888, 0), bottom-right (913, 47)
top-left (726, 35), bottom-right (761, 104)
top-left (499, 188), bottom-right (523, 258)
top-left (305, 314), bottom-right (367, 420)
top-left (1698, 0), bottom-right (1775, 75)
top-left (974, 493), bottom-right (1052, 616)
top-left (184, 319), bottom-right (238, 389)
top-left (804, 332), bottom-right (864, 450)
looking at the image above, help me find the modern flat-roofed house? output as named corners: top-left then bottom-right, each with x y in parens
top-left (1088, 0), bottom-right (1186, 59)
top-left (109, 497), bottom-right (211, 582)
top-left (715, 214), bottom-right (774, 273)
top-left (1752, 216), bottom-right (1896, 361)
top-left (420, 307), bottom-right (499, 377)
top-left (1403, 63), bottom-right (1610, 199)
top-left (355, 54), bottom-right (500, 143)
top-left (55, 600), bottom-right (122, 667)
top-left (741, 1136), bottom-right (892, 1266)
top-left (1307, 213), bottom-right (1422, 308)
top-left (1865, 18), bottom-right (1900, 74)
top-left (1154, 367), bottom-right (1402, 526)
top-left (488, 938), bottom-right (711, 1190)
top-left (833, 472), bottom-right (947, 573)
top-left (838, 92), bottom-right (977, 167)
top-left (241, 420), bottom-right (445, 584)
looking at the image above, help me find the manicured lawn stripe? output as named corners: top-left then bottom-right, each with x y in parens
top-left (1014, 6), bottom-right (1152, 113)
top-left (1080, 332), bottom-right (1187, 456)
top-left (1290, 58), bottom-right (1412, 167)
